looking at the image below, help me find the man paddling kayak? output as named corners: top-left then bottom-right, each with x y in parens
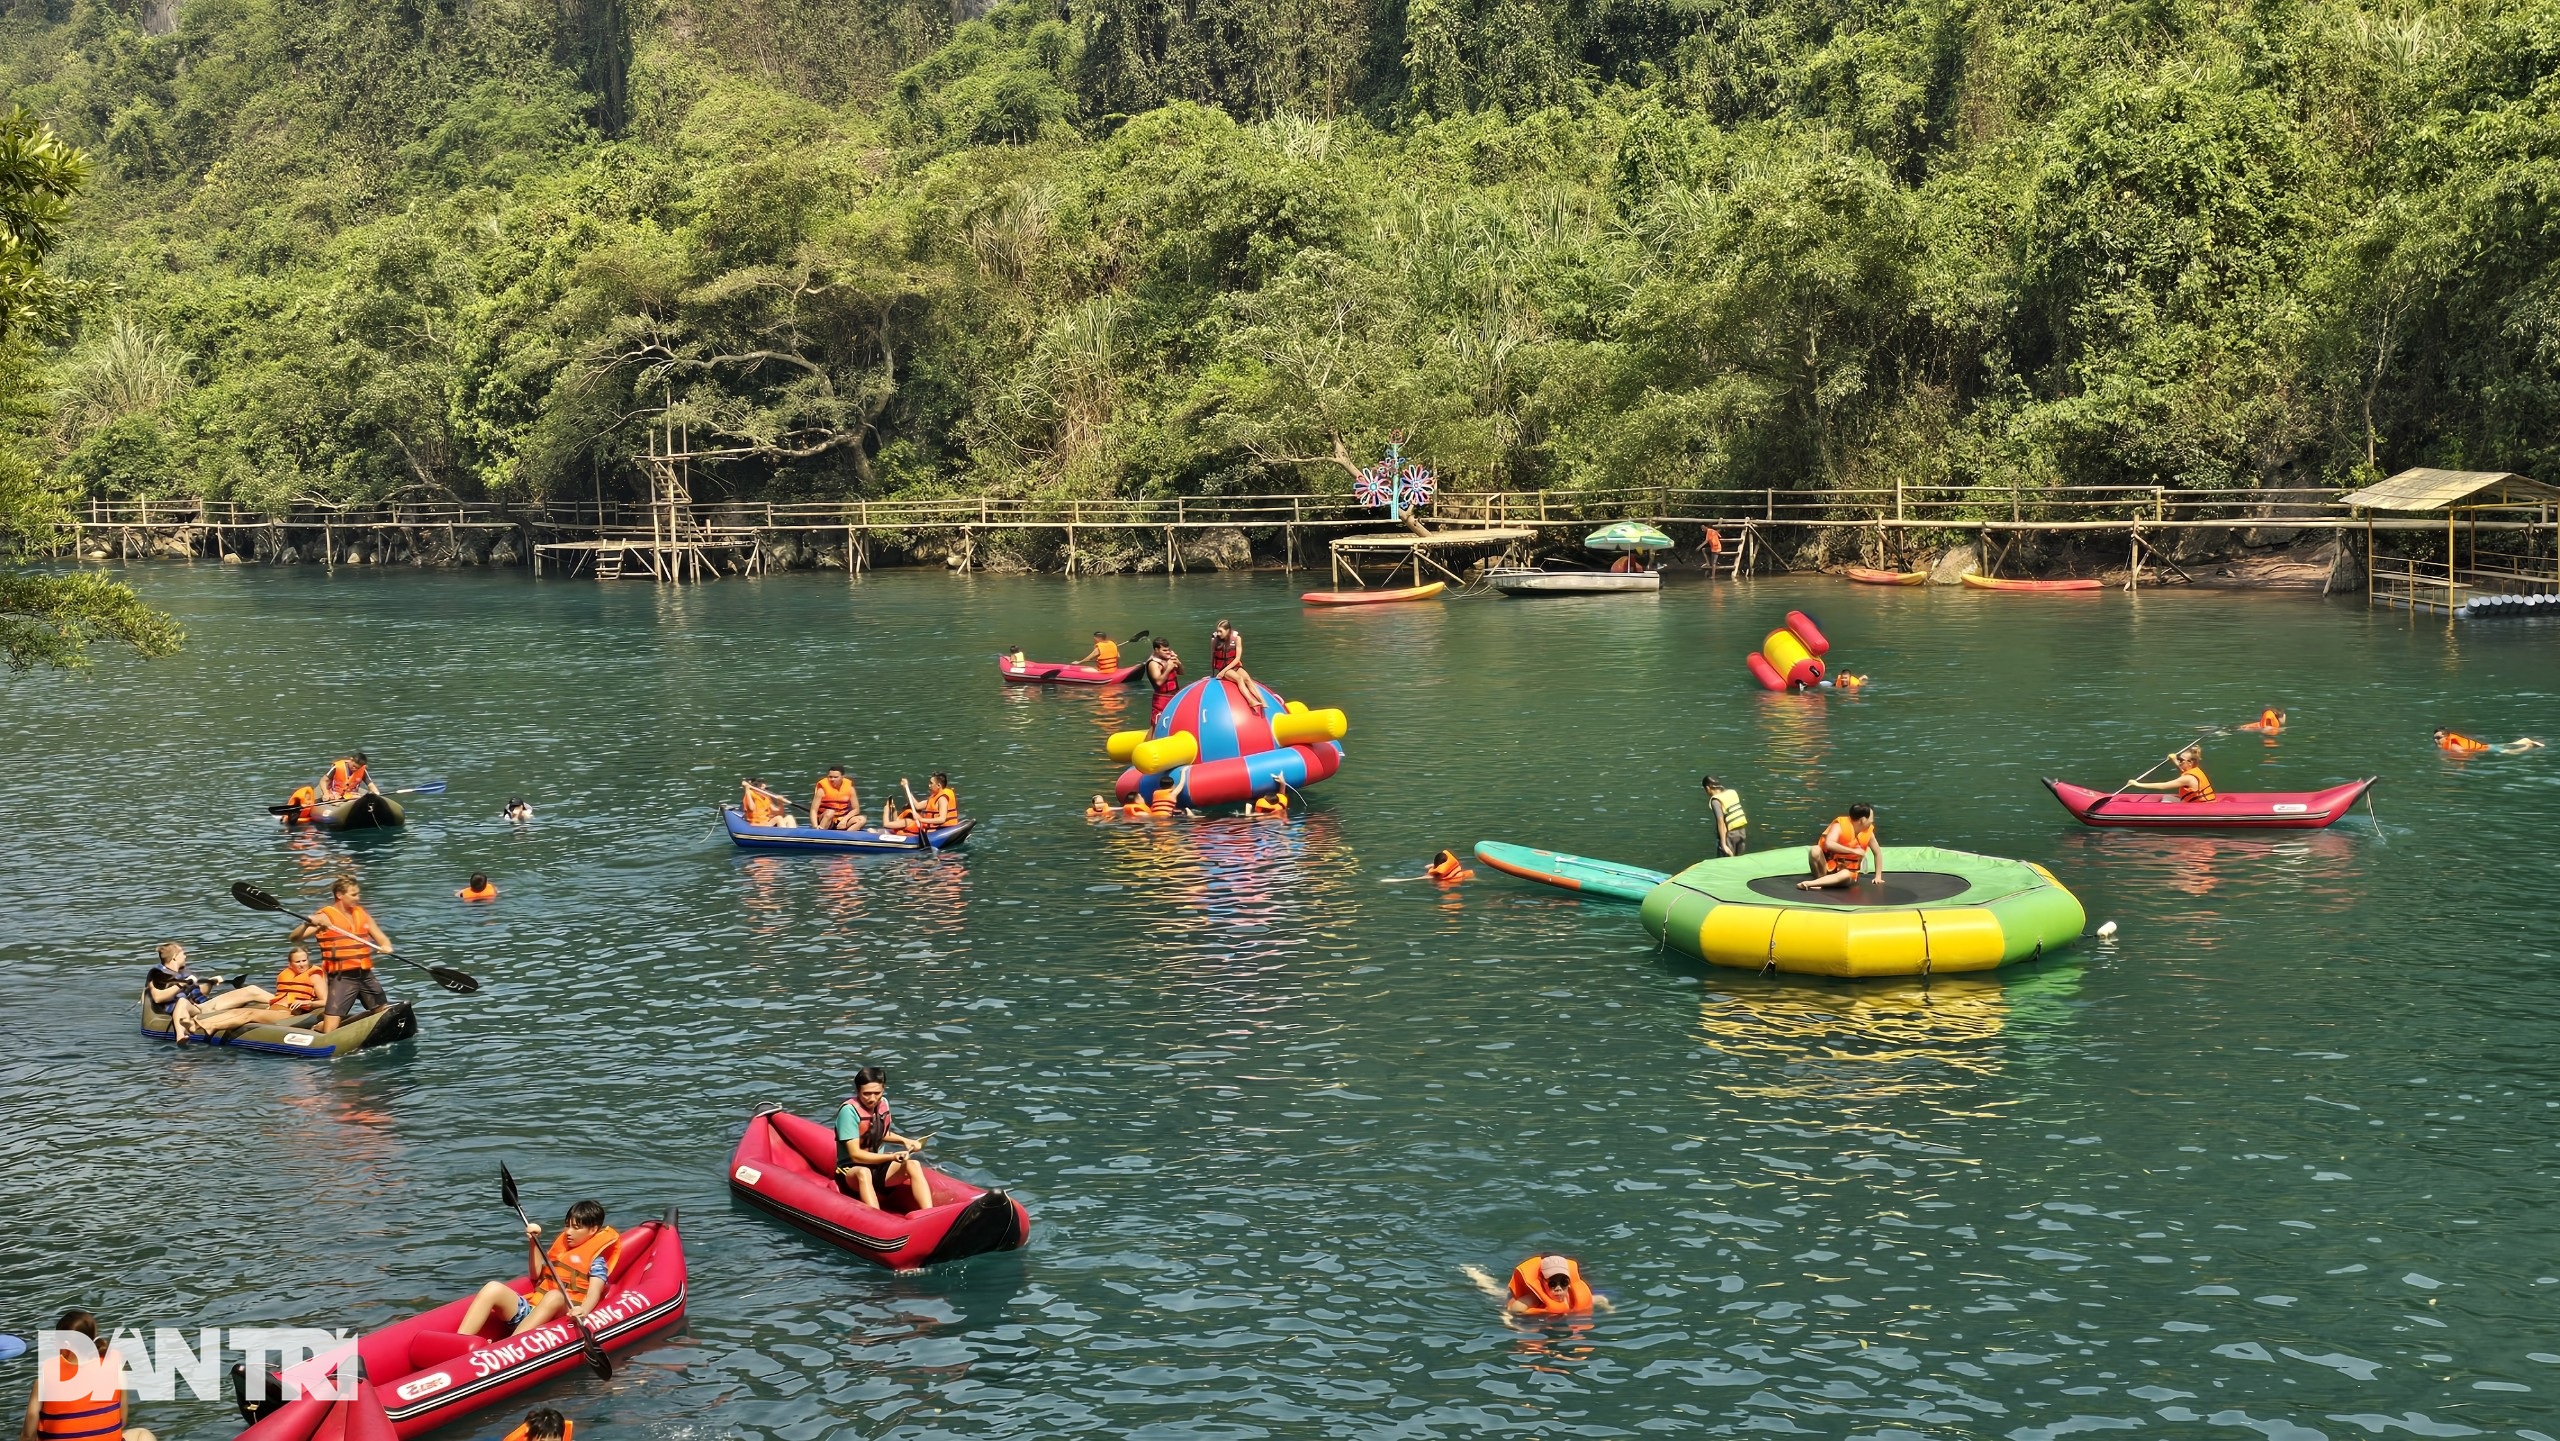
top-left (836, 1067), bottom-right (935, 1211)
top-left (1799, 804), bottom-right (1880, 890)
top-left (1072, 631), bottom-right (1121, 672)
top-left (455, 1199), bottom-right (619, 1339)
top-left (889, 773), bottom-right (958, 833)
top-left (286, 877), bottom-right (394, 1034)
top-left (2125, 744), bottom-right (2216, 801)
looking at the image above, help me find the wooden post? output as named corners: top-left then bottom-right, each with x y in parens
top-left (324, 518), bottom-right (333, 570)
top-left (2365, 515), bottom-right (2374, 604)
top-left (2448, 506), bottom-right (2457, 613)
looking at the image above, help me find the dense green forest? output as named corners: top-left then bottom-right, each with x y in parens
top-left (2, 0), bottom-right (2556, 516)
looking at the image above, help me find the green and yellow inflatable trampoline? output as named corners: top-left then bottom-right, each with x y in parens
top-left (1638, 846), bottom-right (2085, 979)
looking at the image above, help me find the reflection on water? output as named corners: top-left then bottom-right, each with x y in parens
top-left (6, 569), bottom-right (2559, 1439)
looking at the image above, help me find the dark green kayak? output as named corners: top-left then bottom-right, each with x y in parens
top-left (139, 987), bottom-right (417, 1058)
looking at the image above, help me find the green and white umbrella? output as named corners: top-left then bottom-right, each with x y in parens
top-left (1584, 521), bottom-right (1675, 551)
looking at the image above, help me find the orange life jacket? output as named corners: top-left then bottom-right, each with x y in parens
top-left (1125, 799), bottom-right (1152, 819)
top-left (911, 789), bottom-right (957, 825)
top-left (2440, 732), bottom-right (2489, 754)
top-left (1093, 641), bottom-right (1119, 670)
top-left (284, 785), bottom-right (317, 822)
top-left (1252, 794), bottom-right (1288, 815)
top-left (1820, 816), bottom-right (1874, 871)
top-left (743, 788), bottom-right (784, 826)
top-left (2257, 709), bottom-right (2282, 731)
top-left (458, 882), bottom-right (497, 902)
top-left (2178, 763), bottom-right (2217, 801)
top-left (1425, 853), bottom-right (1470, 882)
top-left (36, 1350), bottom-right (125, 1441)
top-left (1507, 1256), bottom-right (1594, 1316)
top-left (326, 760), bottom-right (365, 797)
top-left (815, 776), bottom-right (856, 812)
top-left (272, 962), bottom-right (325, 1010)
top-left (1149, 790), bottom-right (1177, 817)
top-left (530, 1225), bottom-right (621, 1303)
top-left (502, 1422), bottom-right (572, 1441)
top-left (314, 901), bottom-right (376, 974)
top-left (1085, 802), bottom-right (1113, 821)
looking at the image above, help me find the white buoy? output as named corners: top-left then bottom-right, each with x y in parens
top-left (2096, 920), bottom-right (2119, 940)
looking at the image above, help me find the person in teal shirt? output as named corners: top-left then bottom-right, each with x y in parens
top-left (834, 1066), bottom-right (936, 1211)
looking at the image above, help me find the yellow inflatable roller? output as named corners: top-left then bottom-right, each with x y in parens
top-left (1130, 732), bottom-right (1200, 775)
top-left (1268, 708), bottom-right (1347, 745)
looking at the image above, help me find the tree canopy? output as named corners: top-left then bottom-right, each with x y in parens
top-left (1, 0), bottom-right (2553, 516)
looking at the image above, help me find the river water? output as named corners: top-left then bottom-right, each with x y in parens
top-left (4, 566), bottom-right (2557, 1439)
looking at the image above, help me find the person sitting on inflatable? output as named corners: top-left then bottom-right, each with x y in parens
top-left (319, 752), bottom-right (371, 802)
top-left (146, 942), bottom-right (280, 1043)
top-left (458, 873), bottom-right (498, 903)
top-left (2436, 729), bottom-right (2544, 755)
top-left (2240, 707), bottom-right (2285, 734)
top-left (1209, 619), bottom-right (1266, 716)
top-left (835, 1066), bottom-right (935, 1212)
top-left (1464, 1256), bottom-right (1610, 1316)
top-left (811, 766), bottom-right (865, 832)
top-left (1073, 631), bottom-right (1121, 672)
top-left (1799, 804), bottom-right (1881, 891)
top-left (1424, 849), bottom-right (1473, 884)
top-left (2126, 744), bottom-right (2216, 801)
top-left (456, 1200), bottom-right (619, 1339)
top-left (741, 779), bottom-right (794, 828)
top-left (504, 1408), bottom-right (569, 1441)
top-left (268, 946), bottom-right (325, 1019)
top-left (1004, 645), bottom-right (1027, 671)
top-left (891, 773), bottom-right (959, 833)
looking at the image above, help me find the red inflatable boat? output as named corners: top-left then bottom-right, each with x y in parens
top-left (234, 1215), bottom-right (687, 1440)
top-left (997, 657), bottom-right (1142, 685)
top-left (729, 1107), bottom-right (1030, 1269)
top-left (237, 1381), bottom-right (396, 1441)
top-left (2043, 777), bottom-right (2378, 829)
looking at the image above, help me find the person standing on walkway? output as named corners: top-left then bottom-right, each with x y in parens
top-left (1702, 776), bottom-right (1748, 857)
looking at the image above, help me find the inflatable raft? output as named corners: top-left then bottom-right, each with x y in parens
top-left (307, 794), bottom-right (404, 830)
top-left (1846, 568), bottom-right (1925, 585)
top-left (1473, 841), bottom-right (1669, 903)
top-left (997, 657), bottom-right (1143, 685)
top-left (1962, 574), bottom-right (2101, 592)
top-left (729, 1108), bottom-right (1030, 1269)
top-left (722, 805), bottom-right (974, 853)
top-left (140, 987), bottom-right (416, 1058)
top-left (1641, 847), bottom-right (2085, 978)
top-left (2043, 777), bottom-right (2377, 829)
top-left (234, 1214), bottom-right (686, 1440)
top-left (236, 1381), bottom-right (396, 1441)
top-left (1301, 582), bottom-right (1446, 605)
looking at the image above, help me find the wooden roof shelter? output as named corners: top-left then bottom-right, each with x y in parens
top-left (2340, 469), bottom-right (2560, 614)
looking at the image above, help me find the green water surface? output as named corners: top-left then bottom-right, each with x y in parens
top-left (4, 566), bottom-right (2557, 1439)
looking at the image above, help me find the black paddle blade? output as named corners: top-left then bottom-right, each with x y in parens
top-left (581, 1338), bottom-right (612, 1379)
top-left (427, 963), bottom-right (481, 995)
top-left (499, 1163), bottom-right (521, 1212)
top-left (230, 881), bottom-right (283, 913)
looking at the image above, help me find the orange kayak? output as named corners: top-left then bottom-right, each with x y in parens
top-left (1962, 574), bottom-right (2101, 592)
top-left (1846, 568), bottom-right (1926, 585)
top-left (1301, 582), bottom-right (1446, 605)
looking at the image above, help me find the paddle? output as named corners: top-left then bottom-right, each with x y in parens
top-left (2091, 747), bottom-right (2186, 813)
top-left (228, 882), bottom-right (481, 994)
top-left (498, 1165), bottom-right (611, 1379)
top-left (267, 780), bottom-right (445, 814)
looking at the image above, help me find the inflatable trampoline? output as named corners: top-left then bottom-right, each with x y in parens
top-left (1639, 846), bottom-right (2085, 978)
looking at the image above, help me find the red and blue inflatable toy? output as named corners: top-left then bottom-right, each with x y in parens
top-left (1106, 678), bottom-right (1348, 808)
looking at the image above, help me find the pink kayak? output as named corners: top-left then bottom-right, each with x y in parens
top-left (234, 1216), bottom-right (686, 1439)
top-left (2043, 777), bottom-right (2378, 829)
top-left (729, 1108), bottom-right (1030, 1269)
top-left (997, 657), bottom-right (1142, 685)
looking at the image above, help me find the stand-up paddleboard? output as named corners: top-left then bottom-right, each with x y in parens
top-left (1473, 841), bottom-right (1670, 903)
top-left (1301, 582), bottom-right (1447, 605)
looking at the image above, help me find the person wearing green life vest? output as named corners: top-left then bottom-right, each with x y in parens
top-left (1702, 775), bottom-right (1748, 857)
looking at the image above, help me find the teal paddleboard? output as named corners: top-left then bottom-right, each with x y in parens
top-left (1472, 841), bottom-right (1670, 903)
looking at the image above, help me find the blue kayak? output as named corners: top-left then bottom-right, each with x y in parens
top-left (722, 805), bottom-right (974, 854)
top-left (1473, 841), bottom-right (1670, 903)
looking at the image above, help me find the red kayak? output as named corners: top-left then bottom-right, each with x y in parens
top-left (1964, 574), bottom-right (2102, 592)
top-left (2043, 777), bottom-right (2378, 829)
top-left (997, 656), bottom-right (1142, 685)
top-left (729, 1108), bottom-right (1030, 1269)
top-left (234, 1216), bottom-right (686, 1439)
top-left (1301, 582), bottom-right (1447, 605)
top-left (1845, 568), bottom-right (1925, 586)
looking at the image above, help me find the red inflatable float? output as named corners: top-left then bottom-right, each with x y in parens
top-left (1745, 610), bottom-right (1831, 691)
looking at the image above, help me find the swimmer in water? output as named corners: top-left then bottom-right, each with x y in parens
top-left (2239, 707), bottom-right (2285, 735)
top-left (503, 797), bottom-right (534, 823)
top-left (2436, 729), bottom-right (2544, 755)
top-left (1463, 1256), bottom-right (1612, 1317)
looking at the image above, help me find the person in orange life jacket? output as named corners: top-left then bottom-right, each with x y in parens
top-left (2436, 728), bottom-right (2543, 755)
top-left (144, 942), bottom-right (277, 1043)
top-left (1424, 849), bottom-right (1472, 883)
top-left (457, 1200), bottom-right (620, 1339)
top-left (279, 785), bottom-right (318, 825)
top-left (1073, 631), bottom-right (1121, 672)
top-left (2239, 707), bottom-right (2286, 735)
top-left (810, 766), bottom-right (865, 832)
top-left (319, 752), bottom-right (371, 803)
top-left (1085, 794), bottom-right (1117, 822)
top-left (891, 773), bottom-right (958, 833)
top-left (1462, 1257), bottom-right (1611, 1317)
top-left (835, 1066), bottom-right (935, 1211)
top-left (503, 1408), bottom-right (568, 1441)
top-left (458, 873), bottom-right (497, 902)
top-left (1208, 620), bottom-right (1266, 715)
top-left (264, 946), bottom-right (326, 1018)
top-left (1608, 552), bottom-right (1645, 574)
top-left (1798, 804), bottom-right (1881, 891)
top-left (287, 877), bottom-right (394, 1034)
top-left (19, 1309), bottom-right (156, 1441)
top-left (740, 779), bottom-right (794, 828)
top-left (1145, 638), bottom-right (1183, 724)
top-left (2125, 744), bottom-right (2216, 802)
top-left (1250, 791), bottom-right (1290, 819)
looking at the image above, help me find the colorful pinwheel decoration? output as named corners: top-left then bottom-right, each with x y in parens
top-left (1356, 436), bottom-right (1437, 523)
